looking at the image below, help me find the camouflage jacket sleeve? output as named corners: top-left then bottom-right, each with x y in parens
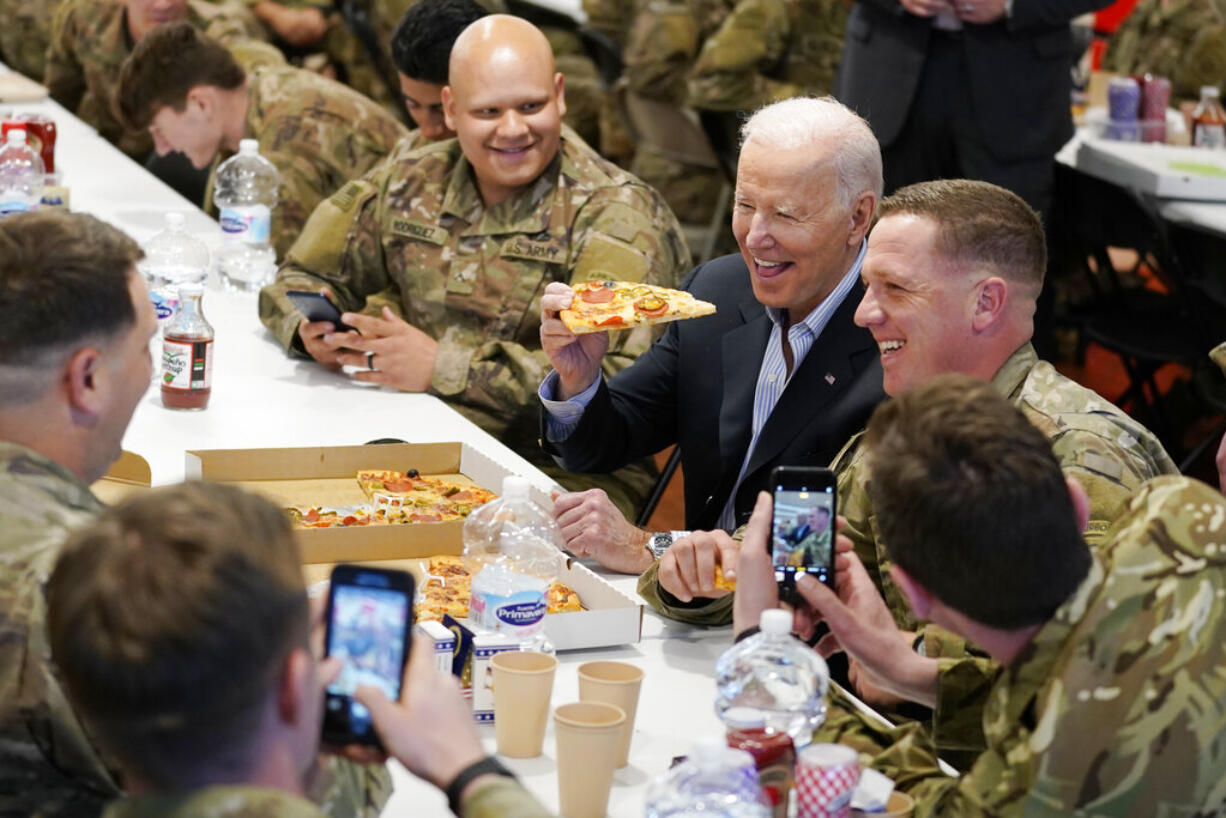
top-left (303, 756), bottom-right (392, 818)
top-left (623, 3), bottom-right (701, 103)
top-left (636, 559), bottom-right (734, 625)
top-left (461, 777), bottom-right (553, 818)
top-left (259, 177), bottom-right (391, 353)
top-left (686, 0), bottom-right (795, 111)
top-left (429, 183), bottom-right (690, 424)
top-left (44, 1), bottom-right (86, 114)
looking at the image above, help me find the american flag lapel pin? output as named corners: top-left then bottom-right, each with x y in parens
top-left (825, 373), bottom-right (836, 385)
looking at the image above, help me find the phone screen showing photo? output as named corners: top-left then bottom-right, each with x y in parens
top-left (772, 485), bottom-right (835, 586)
top-left (324, 582), bottom-right (410, 741)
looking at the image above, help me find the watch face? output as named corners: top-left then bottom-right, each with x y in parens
top-left (650, 533), bottom-right (672, 557)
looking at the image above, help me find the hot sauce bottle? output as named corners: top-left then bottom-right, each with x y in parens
top-left (161, 282), bottom-right (213, 410)
top-left (723, 707), bottom-right (796, 818)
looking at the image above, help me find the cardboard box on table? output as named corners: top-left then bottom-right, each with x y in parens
top-left (91, 450), bottom-right (151, 502)
top-left (184, 442), bottom-right (643, 655)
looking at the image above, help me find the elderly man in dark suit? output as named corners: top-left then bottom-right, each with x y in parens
top-left (836, 0), bottom-right (1113, 214)
top-left (537, 96), bottom-right (886, 591)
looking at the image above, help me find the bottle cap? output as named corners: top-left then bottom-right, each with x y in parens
top-left (165, 212), bottom-right (186, 230)
top-left (178, 281), bottom-right (204, 297)
top-left (239, 138), bottom-right (260, 154)
top-left (501, 475), bottom-right (530, 500)
top-left (1204, 86), bottom-right (1220, 97)
top-left (759, 608), bottom-right (792, 634)
top-left (722, 707), bottom-right (766, 730)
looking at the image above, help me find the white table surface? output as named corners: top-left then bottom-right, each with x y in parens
top-left (3, 81), bottom-right (751, 817)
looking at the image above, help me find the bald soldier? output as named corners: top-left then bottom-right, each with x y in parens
top-left (259, 15), bottom-right (689, 515)
top-left (115, 22), bottom-right (406, 258)
top-left (45, 0), bottom-right (280, 160)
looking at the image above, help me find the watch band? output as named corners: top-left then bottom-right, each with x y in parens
top-left (648, 530), bottom-right (692, 559)
top-left (444, 756), bottom-right (516, 815)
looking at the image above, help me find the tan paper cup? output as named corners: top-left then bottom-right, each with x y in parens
top-left (491, 651), bottom-right (558, 758)
top-left (554, 701), bottom-right (626, 818)
top-left (577, 660), bottom-right (644, 767)
top-left (881, 791), bottom-right (914, 817)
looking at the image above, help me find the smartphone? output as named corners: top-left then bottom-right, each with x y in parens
top-left (286, 290), bottom-right (355, 333)
top-left (770, 466), bottom-right (837, 594)
top-left (321, 565), bottom-right (414, 746)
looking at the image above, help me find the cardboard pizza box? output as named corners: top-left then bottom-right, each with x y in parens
top-left (185, 442), bottom-right (643, 651)
top-left (90, 450), bottom-right (151, 504)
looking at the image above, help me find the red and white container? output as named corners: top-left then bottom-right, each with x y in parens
top-left (795, 743), bottom-right (860, 818)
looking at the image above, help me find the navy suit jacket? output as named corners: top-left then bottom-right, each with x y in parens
top-left (543, 254), bottom-right (886, 531)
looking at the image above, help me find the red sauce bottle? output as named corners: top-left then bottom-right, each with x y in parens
top-left (161, 282), bottom-right (213, 410)
top-left (725, 709), bottom-right (796, 818)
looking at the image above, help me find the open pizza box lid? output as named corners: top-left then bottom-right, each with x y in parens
top-left (90, 450), bottom-right (151, 504)
top-left (184, 442), bottom-right (642, 651)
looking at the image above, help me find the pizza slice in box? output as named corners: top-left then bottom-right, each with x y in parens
top-left (560, 281), bottom-right (716, 334)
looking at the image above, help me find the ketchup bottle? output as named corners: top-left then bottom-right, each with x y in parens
top-left (1192, 86), bottom-right (1226, 149)
top-left (161, 282), bottom-right (214, 410)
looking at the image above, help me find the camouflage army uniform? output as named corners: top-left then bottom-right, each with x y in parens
top-left (0, 441), bottom-right (392, 818)
top-left (0, 0), bottom-right (59, 80)
top-left (620, 0), bottom-right (732, 223)
top-left (1103, 0), bottom-right (1226, 102)
top-left (259, 127), bottom-right (690, 515)
top-left (0, 442), bottom-right (119, 818)
top-left (685, 0), bottom-right (849, 112)
top-left (104, 777), bottom-right (550, 818)
top-left (202, 64), bottom-right (406, 258)
top-left (45, 0), bottom-right (278, 159)
top-left (815, 476), bottom-right (1226, 816)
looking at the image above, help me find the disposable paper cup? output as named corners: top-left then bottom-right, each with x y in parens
top-left (795, 743), bottom-right (860, 818)
top-left (554, 701), bottom-right (626, 818)
top-left (491, 651), bottom-right (558, 758)
top-left (577, 660), bottom-right (644, 767)
top-left (880, 791), bottom-right (914, 818)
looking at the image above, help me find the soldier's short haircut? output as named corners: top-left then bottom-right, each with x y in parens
top-left (392, 0), bottom-right (488, 84)
top-left (739, 96), bottom-right (883, 211)
top-left (47, 482), bottom-right (309, 790)
top-left (0, 211), bottom-right (142, 406)
top-left (878, 179), bottom-right (1046, 295)
top-left (115, 22), bottom-right (246, 132)
top-left (863, 374), bottom-right (1091, 630)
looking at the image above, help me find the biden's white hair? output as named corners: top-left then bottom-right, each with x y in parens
top-left (739, 96), bottom-right (883, 211)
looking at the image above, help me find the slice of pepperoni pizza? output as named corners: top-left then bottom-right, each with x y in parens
top-left (559, 281), bottom-right (716, 334)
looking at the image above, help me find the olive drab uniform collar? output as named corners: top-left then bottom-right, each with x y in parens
top-left (0, 441), bottom-right (103, 528)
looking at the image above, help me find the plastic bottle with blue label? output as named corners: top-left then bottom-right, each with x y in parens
top-left (463, 476), bottom-right (564, 652)
top-left (644, 739), bottom-right (771, 817)
top-left (0, 128), bottom-right (44, 217)
top-left (715, 609), bottom-right (830, 744)
top-left (140, 212), bottom-right (210, 379)
top-left (213, 138), bottom-right (278, 291)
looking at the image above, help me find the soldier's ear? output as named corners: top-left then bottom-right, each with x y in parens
top-left (554, 72), bottom-right (566, 118)
top-left (441, 85), bottom-right (457, 132)
top-left (64, 345), bottom-right (104, 421)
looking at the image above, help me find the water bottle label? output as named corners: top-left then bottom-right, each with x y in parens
top-left (470, 587), bottom-right (546, 635)
top-left (151, 290), bottom-right (177, 322)
top-left (0, 200), bottom-right (33, 216)
top-left (219, 205), bottom-right (271, 245)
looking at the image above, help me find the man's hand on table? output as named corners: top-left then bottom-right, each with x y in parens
top-left (658, 529), bottom-right (740, 604)
top-left (552, 488), bottom-right (655, 574)
top-left (299, 304), bottom-right (440, 392)
top-left (540, 282), bottom-right (608, 399)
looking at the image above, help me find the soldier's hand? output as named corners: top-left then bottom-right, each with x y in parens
top-left (540, 281), bottom-right (609, 399)
top-left (658, 529), bottom-right (739, 603)
top-left (552, 488), bottom-right (654, 574)
top-left (334, 307), bottom-right (440, 393)
top-left (899, 0), bottom-right (954, 17)
top-left (794, 552), bottom-right (938, 709)
top-left (732, 492), bottom-right (781, 636)
top-left (298, 286), bottom-right (346, 368)
top-left (354, 634), bottom-right (486, 789)
top-left (259, 2), bottom-right (329, 46)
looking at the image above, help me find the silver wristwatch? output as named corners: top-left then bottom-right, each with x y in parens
top-left (648, 530), bottom-right (691, 559)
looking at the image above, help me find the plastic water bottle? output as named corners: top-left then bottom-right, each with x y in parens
top-left (463, 476), bottom-right (564, 652)
top-left (213, 138), bottom-right (278, 291)
top-left (0, 128), bottom-right (45, 216)
top-left (714, 609), bottom-right (830, 744)
top-left (644, 739), bottom-right (771, 817)
top-left (140, 213), bottom-right (210, 378)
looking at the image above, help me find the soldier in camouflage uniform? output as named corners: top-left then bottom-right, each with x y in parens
top-left (45, 0), bottom-right (280, 160)
top-left (259, 15), bottom-right (689, 517)
top-left (49, 483), bottom-right (548, 818)
top-left (1103, 0), bottom-right (1226, 102)
top-left (642, 181), bottom-right (1177, 751)
top-left (116, 23), bottom-right (406, 258)
top-left (756, 377), bottom-right (1226, 815)
top-left (0, 0), bottom-right (59, 80)
top-left (686, 0), bottom-right (849, 112)
top-left (0, 212), bottom-right (389, 818)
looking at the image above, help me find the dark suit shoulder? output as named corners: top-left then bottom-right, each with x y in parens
top-left (681, 254), bottom-right (755, 304)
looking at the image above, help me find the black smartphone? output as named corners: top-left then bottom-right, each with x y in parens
top-left (770, 466), bottom-right (837, 596)
top-left (286, 290), bottom-right (355, 333)
top-left (321, 565), bottom-right (414, 746)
